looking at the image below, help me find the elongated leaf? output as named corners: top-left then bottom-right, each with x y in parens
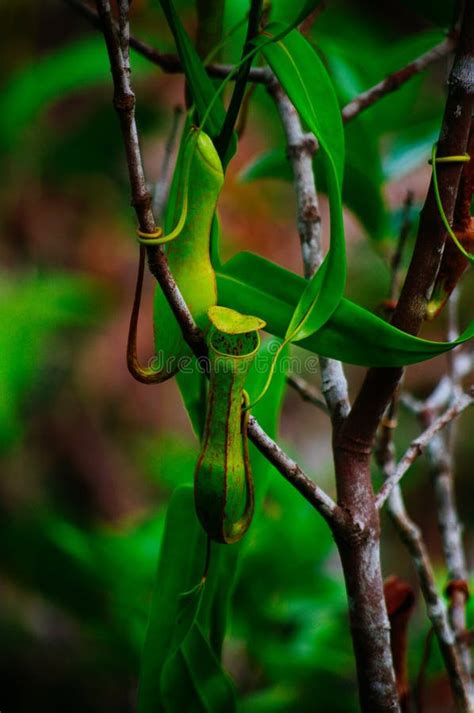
top-left (162, 622), bottom-right (237, 713)
top-left (259, 28), bottom-right (346, 340)
top-left (138, 486), bottom-right (239, 712)
top-left (198, 544), bottom-right (240, 659)
top-left (137, 486), bottom-right (207, 712)
top-left (216, 252), bottom-right (474, 367)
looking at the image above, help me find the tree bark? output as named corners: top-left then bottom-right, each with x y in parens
top-left (332, 449), bottom-right (401, 713)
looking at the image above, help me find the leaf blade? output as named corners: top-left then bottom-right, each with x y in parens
top-left (216, 252), bottom-right (474, 367)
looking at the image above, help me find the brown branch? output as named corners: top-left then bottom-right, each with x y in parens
top-left (91, 0), bottom-right (338, 525)
top-left (376, 390), bottom-right (474, 509)
top-left (247, 416), bottom-right (338, 522)
top-left (94, 0), bottom-right (205, 364)
top-left (342, 31), bottom-right (458, 123)
top-left (428, 124), bottom-right (474, 318)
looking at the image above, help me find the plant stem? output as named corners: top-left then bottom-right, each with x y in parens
top-left (215, 0), bottom-right (263, 158)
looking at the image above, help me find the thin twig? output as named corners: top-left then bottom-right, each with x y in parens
top-left (400, 350), bottom-right (474, 414)
top-left (92, 0), bottom-right (338, 524)
top-left (341, 31), bottom-right (458, 123)
top-left (247, 415), bottom-right (338, 522)
top-left (65, 0), bottom-right (457, 124)
top-left (387, 485), bottom-right (473, 713)
top-left (287, 374), bottom-right (329, 414)
top-left (117, 0), bottom-right (130, 75)
top-left (376, 390), bottom-right (474, 509)
top-left (376, 391), bottom-right (470, 709)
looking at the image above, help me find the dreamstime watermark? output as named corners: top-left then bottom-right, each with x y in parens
top-left (148, 343), bottom-right (320, 376)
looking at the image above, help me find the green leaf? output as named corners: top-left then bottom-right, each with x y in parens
top-left (137, 486), bottom-right (207, 712)
top-left (216, 251), bottom-right (474, 367)
top-left (260, 27), bottom-right (344, 183)
top-left (259, 28), bottom-right (346, 340)
top-left (138, 487), bottom-right (237, 712)
top-left (162, 622), bottom-right (237, 713)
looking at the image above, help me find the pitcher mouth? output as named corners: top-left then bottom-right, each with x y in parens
top-left (208, 327), bottom-right (261, 360)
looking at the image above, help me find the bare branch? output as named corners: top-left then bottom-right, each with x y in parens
top-left (268, 66), bottom-right (399, 713)
top-left (117, 0), bottom-right (130, 74)
top-left (247, 416), bottom-right (338, 522)
top-left (94, 0), bottom-right (205, 362)
top-left (401, 350), bottom-right (474, 414)
top-left (342, 31), bottom-right (457, 123)
top-left (376, 390), bottom-right (474, 509)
